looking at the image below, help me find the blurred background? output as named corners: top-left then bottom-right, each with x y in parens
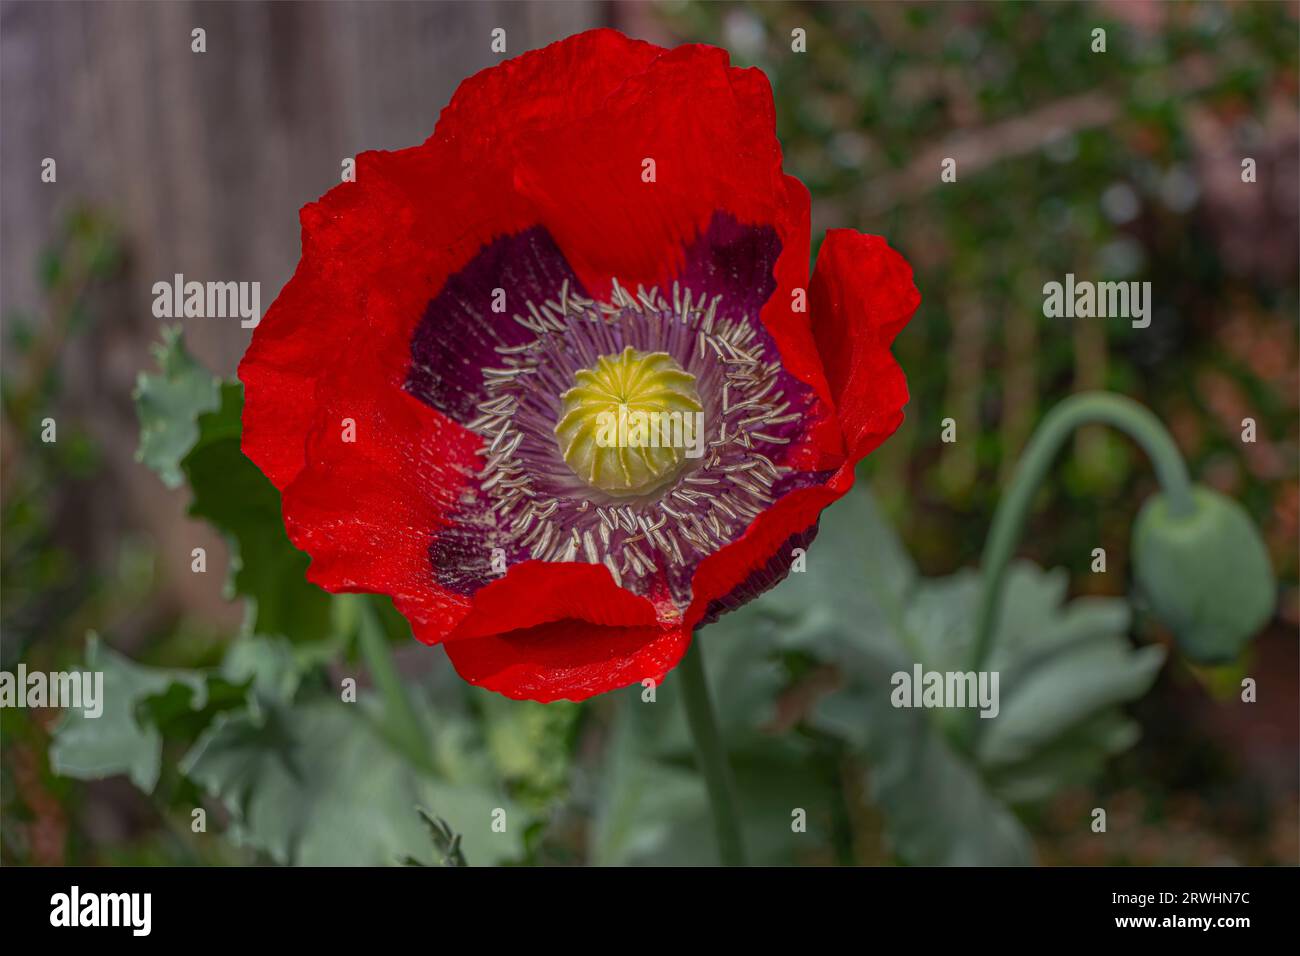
top-left (2, 0), bottom-right (1296, 866)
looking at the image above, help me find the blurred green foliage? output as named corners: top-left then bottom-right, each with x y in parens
top-left (175, 380), bottom-right (333, 643)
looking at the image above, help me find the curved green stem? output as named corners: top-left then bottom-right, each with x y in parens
top-left (679, 637), bottom-right (748, 866)
top-left (969, 393), bottom-right (1194, 679)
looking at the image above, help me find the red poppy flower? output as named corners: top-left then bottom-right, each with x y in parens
top-left (238, 29), bottom-right (919, 702)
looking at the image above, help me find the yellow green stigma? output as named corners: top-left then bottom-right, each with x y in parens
top-left (555, 346), bottom-right (703, 497)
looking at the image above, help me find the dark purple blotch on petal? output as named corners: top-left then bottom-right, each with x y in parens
top-left (676, 214), bottom-right (816, 447)
top-left (405, 226), bottom-right (585, 424)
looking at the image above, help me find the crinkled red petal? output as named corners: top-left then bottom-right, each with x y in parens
top-left (809, 229), bottom-right (920, 461)
top-left (447, 561), bottom-right (660, 640)
top-left (506, 42), bottom-right (833, 438)
top-left (277, 347), bottom-right (480, 640)
top-left (443, 618), bottom-right (691, 703)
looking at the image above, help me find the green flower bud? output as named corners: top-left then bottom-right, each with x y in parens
top-left (1132, 486), bottom-right (1274, 663)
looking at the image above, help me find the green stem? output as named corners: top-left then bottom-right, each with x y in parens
top-left (355, 596), bottom-right (432, 772)
top-left (969, 392), bottom-right (1194, 679)
top-left (679, 637), bottom-right (747, 866)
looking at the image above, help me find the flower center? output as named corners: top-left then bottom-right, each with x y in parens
top-left (555, 346), bottom-right (703, 497)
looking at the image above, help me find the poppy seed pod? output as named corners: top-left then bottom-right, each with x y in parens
top-left (1132, 486), bottom-right (1275, 663)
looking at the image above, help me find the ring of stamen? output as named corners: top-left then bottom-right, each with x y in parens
top-left (465, 277), bottom-right (796, 602)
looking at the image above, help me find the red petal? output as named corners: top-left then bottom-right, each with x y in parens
top-left (277, 347), bottom-right (480, 642)
top-left (809, 230), bottom-right (919, 461)
top-left (507, 42), bottom-right (833, 431)
top-left (447, 561), bottom-right (660, 641)
top-left (440, 561), bottom-right (670, 701)
top-left (443, 618), bottom-right (690, 702)
top-left (433, 29), bottom-right (663, 161)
